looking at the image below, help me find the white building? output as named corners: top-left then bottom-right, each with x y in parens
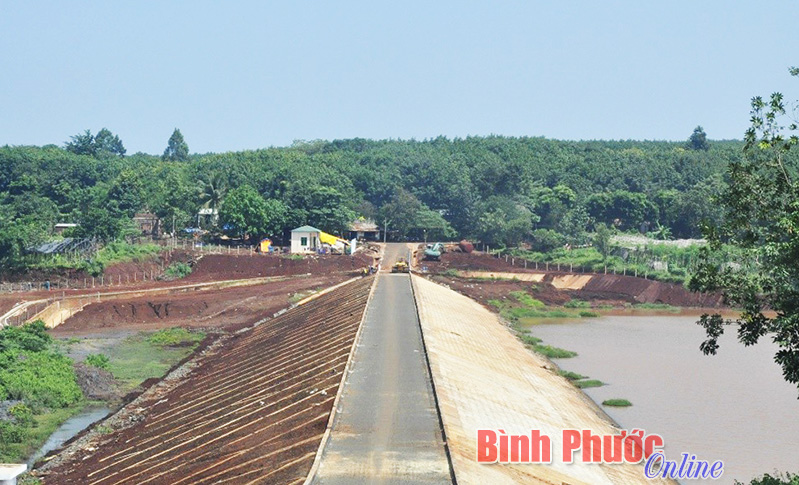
top-left (290, 225), bottom-right (322, 253)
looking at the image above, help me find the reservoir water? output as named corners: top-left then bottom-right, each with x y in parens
top-left (529, 314), bottom-right (799, 484)
top-left (29, 406), bottom-right (111, 466)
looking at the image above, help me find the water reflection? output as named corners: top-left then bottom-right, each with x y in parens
top-left (529, 315), bottom-right (799, 484)
top-left (29, 406), bottom-right (110, 466)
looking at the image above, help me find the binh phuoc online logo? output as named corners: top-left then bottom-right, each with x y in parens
top-left (476, 428), bottom-right (724, 480)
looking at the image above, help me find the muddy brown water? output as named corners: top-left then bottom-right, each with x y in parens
top-left (527, 315), bottom-right (799, 484)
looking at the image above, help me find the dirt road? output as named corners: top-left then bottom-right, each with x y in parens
top-left (311, 273), bottom-right (452, 484)
top-left (380, 243), bottom-right (415, 271)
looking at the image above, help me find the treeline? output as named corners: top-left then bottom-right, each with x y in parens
top-left (0, 129), bottom-right (754, 269)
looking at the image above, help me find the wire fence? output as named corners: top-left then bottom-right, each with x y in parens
top-left (0, 239), bottom-right (273, 295)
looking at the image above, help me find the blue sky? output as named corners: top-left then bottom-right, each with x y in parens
top-left (2, 1), bottom-right (798, 154)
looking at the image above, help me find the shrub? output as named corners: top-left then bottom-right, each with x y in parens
top-left (163, 262), bottom-right (192, 279)
top-left (529, 229), bottom-right (566, 252)
top-left (579, 311), bottom-right (600, 318)
top-left (85, 354), bottom-right (110, 370)
top-left (602, 398), bottom-right (632, 407)
top-left (9, 403), bottom-right (35, 427)
top-left (0, 350), bottom-right (82, 408)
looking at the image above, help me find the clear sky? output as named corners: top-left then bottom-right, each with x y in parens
top-left (2, 1), bottom-right (798, 154)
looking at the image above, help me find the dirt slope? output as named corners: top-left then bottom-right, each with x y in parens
top-left (40, 277), bottom-right (374, 485)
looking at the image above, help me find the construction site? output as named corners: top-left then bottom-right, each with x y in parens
top-left (0, 242), bottom-right (718, 484)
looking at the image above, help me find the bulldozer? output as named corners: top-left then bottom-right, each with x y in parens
top-left (391, 258), bottom-right (410, 273)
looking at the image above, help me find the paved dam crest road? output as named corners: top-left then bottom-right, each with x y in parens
top-left (313, 245), bottom-right (451, 484)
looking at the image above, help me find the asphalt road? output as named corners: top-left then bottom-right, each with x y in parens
top-left (312, 269), bottom-right (452, 484)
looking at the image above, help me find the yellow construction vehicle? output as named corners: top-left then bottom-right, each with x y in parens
top-left (391, 258), bottom-right (410, 273)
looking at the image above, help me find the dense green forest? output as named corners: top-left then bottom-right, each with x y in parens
top-left (0, 127), bottom-right (758, 271)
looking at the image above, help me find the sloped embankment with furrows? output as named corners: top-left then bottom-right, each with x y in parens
top-left (41, 276), bottom-right (374, 485)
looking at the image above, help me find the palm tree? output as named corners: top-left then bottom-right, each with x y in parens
top-left (196, 173), bottom-right (227, 227)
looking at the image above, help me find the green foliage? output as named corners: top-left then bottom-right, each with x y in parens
top-left (557, 370), bottom-right (587, 380)
top-left (0, 321), bottom-right (82, 409)
top-left (164, 262), bottom-right (192, 279)
top-left (735, 472), bottom-right (799, 485)
top-left (593, 223), bottom-right (613, 260)
top-left (533, 345), bottom-right (578, 359)
top-left (65, 128), bottom-right (126, 158)
top-left (0, 134), bottom-right (754, 273)
top-left (686, 126), bottom-right (710, 151)
top-left (219, 186), bottom-right (287, 239)
top-left (579, 311), bottom-right (600, 317)
top-left (107, 330), bottom-right (204, 391)
top-left (519, 334), bottom-right (543, 346)
top-left (691, 68), bottom-right (799, 394)
top-left (564, 299), bottom-right (591, 308)
top-left (529, 228), bottom-right (564, 252)
top-left (85, 354), bottom-right (110, 370)
top-left (602, 398), bottom-right (632, 407)
top-left (509, 291), bottom-right (545, 308)
top-left (146, 328), bottom-right (204, 347)
top-left (163, 128), bottom-right (189, 162)
top-left (575, 379), bottom-right (605, 388)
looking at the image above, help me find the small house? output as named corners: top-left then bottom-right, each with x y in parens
top-left (290, 226), bottom-right (322, 253)
top-left (347, 219), bottom-right (380, 241)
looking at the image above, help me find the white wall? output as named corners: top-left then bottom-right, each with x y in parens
top-left (290, 231), bottom-right (319, 253)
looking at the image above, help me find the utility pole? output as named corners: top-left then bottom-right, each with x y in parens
top-left (383, 219), bottom-right (391, 243)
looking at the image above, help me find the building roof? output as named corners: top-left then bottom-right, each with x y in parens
top-left (291, 225), bottom-right (322, 233)
top-left (348, 219), bottom-right (379, 232)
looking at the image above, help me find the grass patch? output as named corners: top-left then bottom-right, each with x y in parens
top-left (1, 404), bottom-right (87, 463)
top-left (163, 262), bottom-right (192, 279)
top-left (633, 302), bottom-right (681, 312)
top-left (532, 344), bottom-right (577, 359)
top-left (107, 329), bottom-right (204, 391)
top-left (519, 334), bottom-right (543, 346)
top-left (564, 299), bottom-right (591, 308)
top-left (557, 370), bottom-right (587, 381)
top-left (147, 328), bottom-right (204, 347)
top-left (84, 353), bottom-right (110, 370)
top-left (575, 379), bottom-right (605, 388)
top-left (509, 291), bottom-right (545, 308)
top-left (442, 268), bottom-right (460, 277)
top-left (579, 311), bottom-right (600, 318)
top-left (602, 398), bottom-right (632, 407)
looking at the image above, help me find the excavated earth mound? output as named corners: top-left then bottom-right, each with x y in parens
top-left (425, 251), bottom-right (723, 307)
top-left (52, 274), bottom-right (351, 334)
top-left (185, 253), bottom-right (374, 282)
top-left (41, 276), bottom-right (373, 485)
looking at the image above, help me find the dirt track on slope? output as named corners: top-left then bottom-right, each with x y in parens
top-left (51, 274), bottom-right (351, 334)
top-left (40, 277), bottom-right (374, 485)
top-left (423, 251), bottom-right (723, 307)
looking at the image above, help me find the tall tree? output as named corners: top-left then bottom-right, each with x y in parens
top-left (686, 126), bottom-right (710, 151)
top-left (94, 128), bottom-right (126, 158)
top-left (690, 67), bottom-right (799, 394)
top-left (163, 128), bottom-right (189, 161)
top-left (65, 130), bottom-right (96, 156)
top-left (219, 186), bottom-right (287, 239)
